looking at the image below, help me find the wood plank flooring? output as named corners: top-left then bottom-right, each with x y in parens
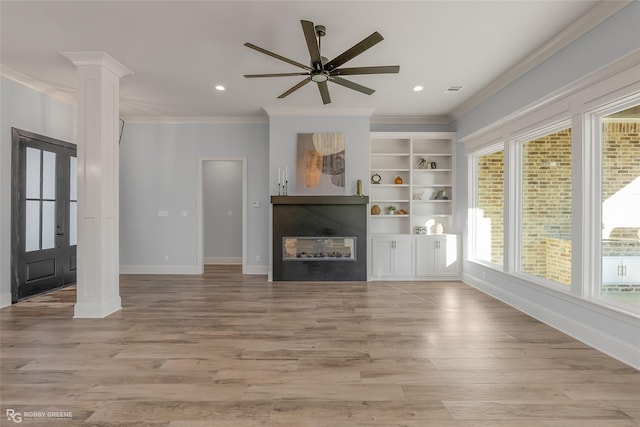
top-left (1, 265), bottom-right (638, 426)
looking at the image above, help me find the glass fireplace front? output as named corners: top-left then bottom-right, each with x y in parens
top-left (283, 237), bottom-right (356, 261)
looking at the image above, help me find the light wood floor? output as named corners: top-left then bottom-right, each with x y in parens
top-left (1, 265), bottom-right (639, 426)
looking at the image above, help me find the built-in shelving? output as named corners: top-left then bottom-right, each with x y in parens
top-left (369, 132), bottom-right (456, 235)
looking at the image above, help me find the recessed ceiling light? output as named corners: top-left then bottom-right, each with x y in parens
top-left (215, 85), bottom-right (225, 91)
top-left (413, 85), bottom-right (424, 92)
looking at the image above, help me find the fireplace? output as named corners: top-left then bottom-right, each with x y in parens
top-left (272, 196), bottom-right (368, 281)
top-left (283, 237), bottom-right (356, 261)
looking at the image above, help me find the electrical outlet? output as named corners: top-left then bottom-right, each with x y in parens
top-left (164, 255), bottom-right (169, 262)
top-left (256, 255), bottom-right (261, 262)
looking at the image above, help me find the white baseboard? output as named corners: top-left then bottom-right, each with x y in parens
top-left (0, 292), bottom-right (12, 308)
top-left (462, 272), bottom-right (640, 370)
top-left (243, 265), bottom-right (269, 275)
top-left (204, 257), bottom-right (242, 265)
top-left (120, 265), bottom-right (203, 275)
top-left (74, 296), bottom-right (121, 318)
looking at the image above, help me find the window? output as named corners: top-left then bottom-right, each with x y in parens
top-left (470, 146), bottom-right (504, 266)
top-left (519, 126), bottom-right (572, 286)
top-left (599, 103), bottom-right (640, 308)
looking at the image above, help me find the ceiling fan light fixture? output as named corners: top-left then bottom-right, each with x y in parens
top-left (413, 85), bottom-right (424, 92)
top-left (215, 85), bottom-right (225, 91)
top-left (311, 72), bottom-right (330, 83)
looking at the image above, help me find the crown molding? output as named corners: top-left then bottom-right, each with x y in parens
top-left (451, 0), bottom-right (632, 121)
top-left (370, 115), bottom-right (453, 125)
top-left (122, 116), bottom-right (268, 124)
top-left (262, 106), bottom-right (375, 117)
top-left (1, 65), bottom-right (76, 106)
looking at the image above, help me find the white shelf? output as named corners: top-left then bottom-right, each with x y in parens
top-left (370, 132), bottom-right (456, 235)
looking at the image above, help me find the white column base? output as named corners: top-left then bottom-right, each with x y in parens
top-left (74, 296), bottom-right (121, 318)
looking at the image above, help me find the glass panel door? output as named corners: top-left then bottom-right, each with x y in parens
top-left (11, 128), bottom-right (77, 302)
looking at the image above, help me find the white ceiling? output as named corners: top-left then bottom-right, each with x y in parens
top-left (0, 1), bottom-right (623, 120)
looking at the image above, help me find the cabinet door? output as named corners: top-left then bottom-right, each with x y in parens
top-left (623, 257), bottom-right (640, 284)
top-left (602, 257), bottom-right (622, 284)
top-left (415, 237), bottom-right (437, 276)
top-left (372, 239), bottom-right (395, 278)
top-left (394, 238), bottom-right (415, 277)
top-left (437, 235), bottom-right (461, 277)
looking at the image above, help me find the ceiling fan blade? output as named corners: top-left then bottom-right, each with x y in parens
top-left (301, 20), bottom-right (322, 66)
top-left (324, 32), bottom-right (384, 71)
top-left (244, 42), bottom-right (312, 71)
top-left (244, 72), bottom-right (309, 78)
top-left (333, 65), bottom-right (400, 75)
top-left (330, 76), bottom-right (375, 95)
top-left (318, 81), bottom-right (331, 104)
top-left (278, 78), bottom-right (312, 99)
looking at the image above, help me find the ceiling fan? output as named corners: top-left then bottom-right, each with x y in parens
top-left (243, 20), bottom-right (400, 104)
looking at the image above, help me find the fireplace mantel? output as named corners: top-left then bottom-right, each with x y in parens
top-left (271, 195), bottom-right (369, 205)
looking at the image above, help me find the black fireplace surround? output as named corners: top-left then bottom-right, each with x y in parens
top-left (272, 196), bottom-right (368, 281)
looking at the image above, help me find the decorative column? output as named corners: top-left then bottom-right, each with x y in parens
top-left (61, 52), bottom-right (132, 318)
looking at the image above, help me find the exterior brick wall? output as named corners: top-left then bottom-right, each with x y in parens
top-left (602, 121), bottom-right (640, 255)
top-left (477, 151), bottom-right (504, 264)
top-left (521, 128), bottom-right (572, 284)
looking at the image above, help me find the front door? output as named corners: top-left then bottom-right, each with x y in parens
top-left (11, 128), bottom-right (77, 302)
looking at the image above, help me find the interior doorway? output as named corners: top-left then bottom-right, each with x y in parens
top-left (11, 128), bottom-right (77, 302)
top-left (197, 157), bottom-right (246, 272)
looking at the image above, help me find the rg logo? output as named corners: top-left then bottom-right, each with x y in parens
top-left (6, 409), bottom-right (22, 423)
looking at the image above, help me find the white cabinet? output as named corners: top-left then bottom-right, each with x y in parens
top-left (602, 256), bottom-right (640, 284)
top-left (371, 236), bottom-right (415, 279)
top-left (369, 132), bottom-right (455, 235)
top-left (371, 234), bottom-right (460, 280)
top-left (416, 234), bottom-right (461, 278)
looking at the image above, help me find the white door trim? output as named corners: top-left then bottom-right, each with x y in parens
top-left (197, 157), bottom-right (247, 274)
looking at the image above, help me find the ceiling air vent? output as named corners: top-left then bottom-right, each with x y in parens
top-left (445, 85), bottom-right (463, 93)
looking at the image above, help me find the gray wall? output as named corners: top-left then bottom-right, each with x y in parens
top-left (0, 77), bottom-right (77, 307)
top-left (119, 121), bottom-right (269, 272)
top-left (268, 113), bottom-right (372, 197)
top-left (203, 160), bottom-right (242, 261)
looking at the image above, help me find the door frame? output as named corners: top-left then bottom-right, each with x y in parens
top-left (197, 157), bottom-right (247, 273)
top-left (10, 127), bottom-right (77, 302)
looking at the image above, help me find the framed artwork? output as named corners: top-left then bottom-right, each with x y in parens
top-left (296, 132), bottom-right (345, 195)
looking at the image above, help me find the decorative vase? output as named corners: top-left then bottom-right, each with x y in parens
top-left (394, 176), bottom-right (403, 184)
top-left (371, 204), bottom-right (381, 215)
